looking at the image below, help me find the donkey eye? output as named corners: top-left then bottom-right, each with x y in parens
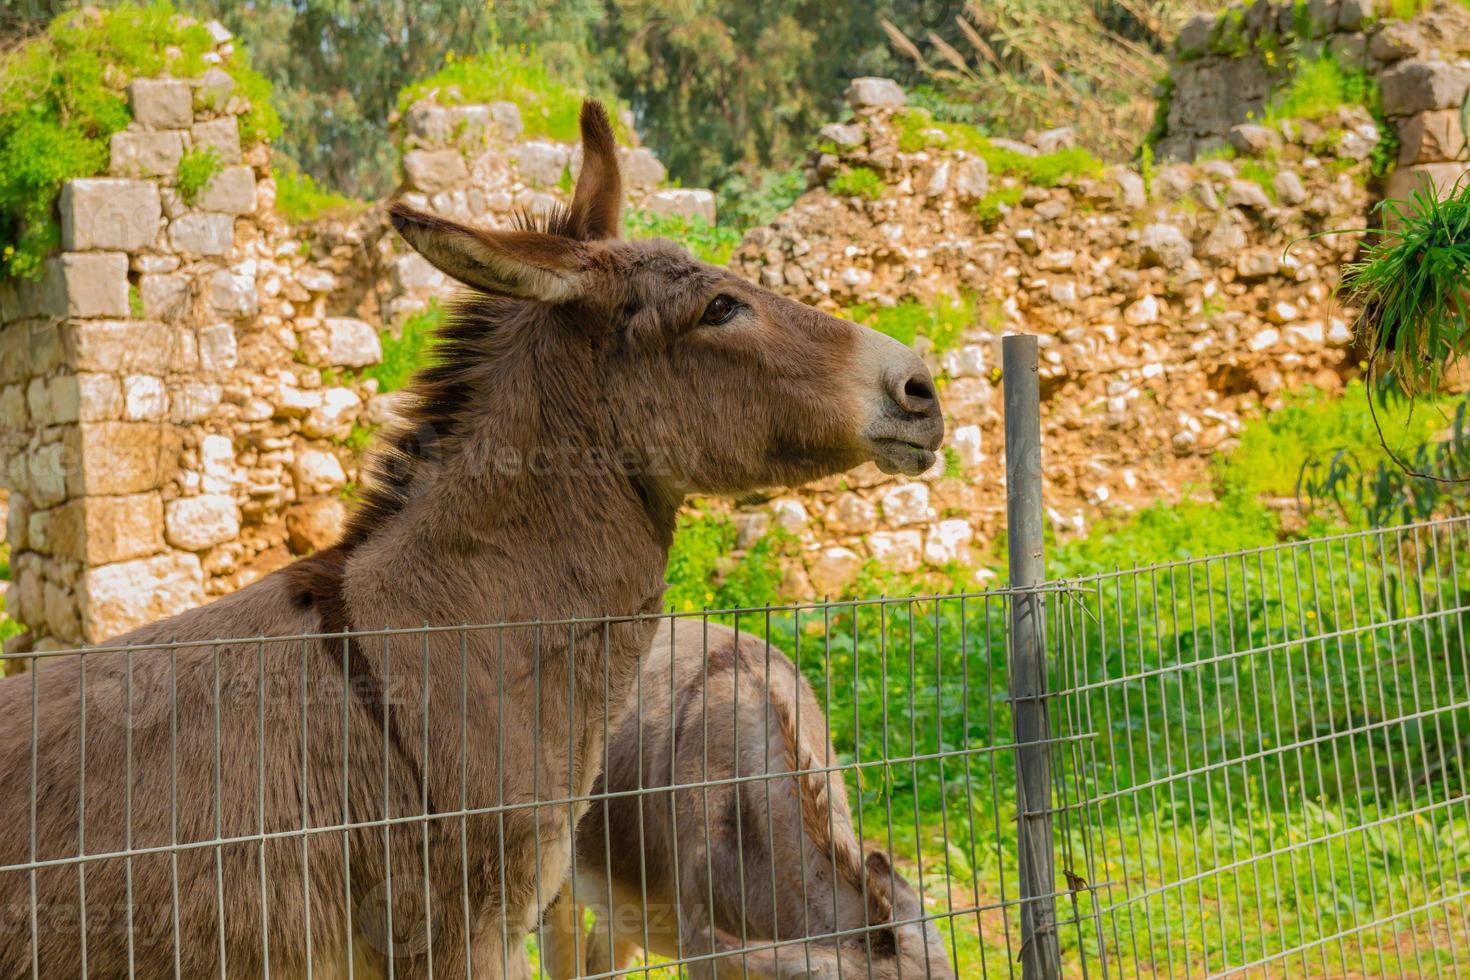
top-left (699, 295), bottom-right (741, 326)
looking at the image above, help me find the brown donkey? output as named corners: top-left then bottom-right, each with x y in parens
top-left (542, 621), bottom-right (957, 979)
top-left (0, 101), bottom-right (942, 979)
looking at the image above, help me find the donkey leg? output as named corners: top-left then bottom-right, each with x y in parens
top-left (539, 880), bottom-right (585, 979)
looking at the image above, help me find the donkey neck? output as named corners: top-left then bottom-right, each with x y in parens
top-left (343, 311), bottom-right (679, 625)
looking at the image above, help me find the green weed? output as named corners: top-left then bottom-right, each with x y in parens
top-left (847, 292), bottom-right (975, 354)
top-left (624, 209), bottom-right (742, 266)
top-left (176, 144), bottom-right (221, 206)
top-left (273, 166), bottom-right (367, 222)
top-left (828, 166), bottom-right (885, 200)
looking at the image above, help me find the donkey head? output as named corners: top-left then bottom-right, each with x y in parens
top-left (389, 100), bottom-right (942, 506)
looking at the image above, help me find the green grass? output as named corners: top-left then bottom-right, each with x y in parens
top-left (0, 2), bottom-right (279, 280)
top-left (176, 144), bottom-right (221, 206)
top-left (624, 209), bottom-right (742, 266)
top-left (973, 185), bottom-right (1024, 226)
top-left (395, 45), bottom-right (629, 144)
top-left (828, 165), bottom-right (885, 200)
top-left (1261, 52), bottom-right (1373, 127)
top-left (273, 166), bottom-right (367, 222)
top-left (361, 301), bottom-right (446, 395)
top-left (896, 108), bottom-right (1103, 188)
top-left (846, 292), bottom-right (974, 353)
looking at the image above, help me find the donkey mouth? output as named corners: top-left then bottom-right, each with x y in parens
top-left (868, 438), bottom-right (938, 476)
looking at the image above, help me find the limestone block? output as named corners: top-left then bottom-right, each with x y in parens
top-left (128, 78), bottom-right (193, 129)
top-left (196, 166), bottom-right (256, 214)
top-left (197, 322), bottom-right (238, 372)
top-left (292, 449), bottom-right (347, 496)
top-left (64, 319), bottom-right (171, 373)
top-left (392, 252), bottom-right (446, 293)
top-left (323, 317), bottom-right (382, 367)
top-left (51, 373), bottom-right (123, 423)
top-left (952, 425), bottom-right (982, 468)
top-left (1399, 109), bottom-right (1468, 165)
top-left (286, 497), bottom-right (347, 554)
top-left (81, 552), bottom-right (204, 643)
top-left (44, 582), bottom-right (82, 644)
top-left (169, 382), bottom-right (222, 423)
top-left (140, 272), bottom-right (189, 321)
top-left (302, 387), bottom-right (361, 439)
top-left (1138, 223), bottom-right (1193, 270)
top-left (880, 482), bottom-right (932, 526)
top-left (110, 130), bottom-right (185, 177)
top-left (208, 268), bottom-right (257, 317)
top-left (1380, 61), bottom-right (1470, 117)
top-left (405, 102), bottom-right (452, 144)
top-left (487, 102), bottom-right (523, 141)
top-left (846, 77), bottom-right (905, 109)
top-left (50, 493), bottom-right (164, 564)
top-left (63, 422), bottom-right (163, 497)
top-left (924, 519), bottom-right (974, 567)
top-left (0, 323), bottom-right (27, 384)
top-left (191, 117), bottom-right (242, 164)
top-left (0, 383), bottom-right (27, 435)
top-left (646, 189), bottom-right (716, 225)
top-left (1176, 14), bottom-right (1214, 57)
top-left (121, 375), bottom-right (168, 422)
top-left (47, 253), bottom-right (129, 318)
top-left (825, 493), bottom-right (877, 534)
top-left (621, 147), bottom-right (666, 188)
top-left (191, 67), bottom-right (235, 111)
top-left (403, 149), bottom-right (469, 193)
top-left (169, 212), bottom-right (235, 256)
top-left (1384, 163), bottom-right (1470, 205)
top-left (513, 142), bottom-right (569, 187)
top-left (165, 494), bottom-right (240, 551)
top-left (60, 179), bottom-right (161, 251)
top-left (1274, 170), bottom-right (1308, 205)
top-left (807, 546), bottom-right (862, 597)
top-left (953, 158), bottom-right (989, 202)
top-left (868, 529), bottom-right (923, 573)
top-left (28, 443), bottom-right (68, 508)
top-left (1370, 21), bottom-right (1423, 63)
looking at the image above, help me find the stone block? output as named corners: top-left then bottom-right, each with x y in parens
top-left (64, 319), bottom-right (171, 374)
top-left (28, 443), bottom-right (67, 508)
top-left (1398, 109), bottom-right (1468, 165)
top-left (191, 117), bottom-right (242, 164)
top-left (846, 77), bottom-right (905, 109)
top-left (1384, 163), bottom-right (1470, 206)
top-left (47, 252), bottom-right (129, 318)
top-left (191, 67), bottom-right (235, 110)
top-left (405, 101), bottom-right (452, 143)
top-left (44, 581), bottom-right (82, 644)
top-left (168, 382), bottom-right (222, 423)
top-left (322, 317), bottom-right (382, 367)
top-left (646, 189), bottom-right (717, 225)
top-left (0, 323), bottom-right (27, 385)
top-left (286, 497), bottom-right (346, 554)
top-left (197, 322), bottom-right (238, 372)
top-left (621, 147), bottom-right (666, 188)
top-left (807, 546), bottom-right (862, 597)
top-left (487, 102), bottom-right (523, 141)
top-left (59, 179), bottom-right (161, 251)
top-left (165, 494), bottom-right (239, 551)
top-left (169, 212), bottom-right (235, 256)
top-left (196, 165), bottom-right (256, 214)
top-left (0, 383), bottom-right (27, 435)
top-left (392, 253), bottom-right (446, 293)
top-left (64, 422), bottom-right (163, 497)
top-left (403, 149), bottom-right (468, 193)
top-left (293, 449), bottom-right (347, 496)
top-left (109, 130), bottom-right (185, 177)
top-left (1177, 13), bottom-right (1214, 57)
top-left (1380, 61), bottom-right (1470, 117)
top-left (50, 493), bottom-right (164, 564)
top-left (81, 552), bottom-right (204, 642)
top-left (513, 142), bottom-right (569, 187)
top-left (128, 78), bottom-right (193, 129)
top-left (953, 158), bottom-right (989, 201)
top-left (121, 374), bottom-right (167, 422)
top-left (208, 268), bottom-right (256, 317)
top-left (139, 272), bottom-right (190, 322)
top-left (51, 372), bottom-right (123, 423)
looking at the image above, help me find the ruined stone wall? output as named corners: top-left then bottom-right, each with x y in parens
top-left (0, 31), bottom-right (700, 651)
top-left (1163, 0), bottom-right (1470, 205)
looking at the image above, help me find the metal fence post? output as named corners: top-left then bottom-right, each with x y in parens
top-left (1003, 333), bottom-right (1061, 979)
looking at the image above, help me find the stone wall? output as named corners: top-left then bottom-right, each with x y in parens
top-left (1163, 0), bottom-right (1470, 210)
top-left (0, 30), bottom-right (698, 651)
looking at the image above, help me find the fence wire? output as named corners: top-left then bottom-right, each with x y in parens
top-left (0, 518), bottom-right (1466, 977)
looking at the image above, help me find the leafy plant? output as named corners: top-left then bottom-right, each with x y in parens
top-left (972, 184), bottom-right (1024, 225)
top-left (714, 165), bottom-right (805, 232)
top-left (176, 144), bottom-right (221, 205)
top-left (1340, 177), bottom-right (1470, 396)
top-left (624, 209), bottom-right (742, 265)
top-left (846, 292), bottom-right (975, 354)
top-left (396, 45), bottom-right (629, 145)
top-left (1261, 52), bottom-right (1373, 126)
top-left (273, 166), bottom-right (367, 222)
top-left (828, 166), bottom-right (885, 200)
top-left (0, 2), bottom-right (279, 280)
top-left (896, 109), bottom-right (1103, 188)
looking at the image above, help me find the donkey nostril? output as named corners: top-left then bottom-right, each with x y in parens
top-left (903, 376), bottom-right (936, 405)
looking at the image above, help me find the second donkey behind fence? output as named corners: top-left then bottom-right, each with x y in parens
top-left (543, 620), bottom-right (957, 978)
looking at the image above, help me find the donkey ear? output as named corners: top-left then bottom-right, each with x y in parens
top-left (389, 203), bottom-right (587, 302)
top-left (565, 99), bottom-right (622, 241)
